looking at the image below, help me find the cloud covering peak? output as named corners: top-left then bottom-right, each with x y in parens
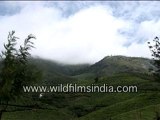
top-left (0, 1), bottom-right (159, 64)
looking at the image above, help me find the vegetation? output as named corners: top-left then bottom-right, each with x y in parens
top-left (0, 55), bottom-right (159, 120)
top-left (0, 31), bottom-right (42, 120)
top-left (148, 36), bottom-right (160, 81)
top-left (0, 32), bottom-right (160, 120)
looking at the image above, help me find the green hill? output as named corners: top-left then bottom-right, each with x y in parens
top-left (91, 56), bottom-right (154, 73)
top-left (73, 56), bottom-right (155, 80)
top-left (1, 56), bottom-right (160, 120)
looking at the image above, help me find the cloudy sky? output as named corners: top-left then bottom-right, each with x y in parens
top-left (0, 1), bottom-right (160, 64)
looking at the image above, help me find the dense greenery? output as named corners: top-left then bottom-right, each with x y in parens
top-left (0, 55), bottom-right (159, 120)
top-left (0, 31), bottom-right (42, 119)
top-left (0, 32), bottom-right (160, 120)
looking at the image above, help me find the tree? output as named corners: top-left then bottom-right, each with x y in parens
top-left (0, 31), bottom-right (41, 119)
top-left (94, 76), bottom-right (99, 83)
top-left (148, 36), bottom-right (160, 81)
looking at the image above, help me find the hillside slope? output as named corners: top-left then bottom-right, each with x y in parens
top-left (1, 56), bottom-right (159, 120)
top-left (74, 56), bottom-right (155, 79)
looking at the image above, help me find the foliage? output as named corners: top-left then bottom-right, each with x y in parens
top-left (148, 36), bottom-right (160, 81)
top-left (0, 31), bottom-right (18, 101)
top-left (0, 31), bottom-right (41, 101)
top-left (0, 55), bottom-right (160, 120)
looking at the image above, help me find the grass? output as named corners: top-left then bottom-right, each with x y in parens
top-left (1, 72), bottom-right (160, 120)
top-left (2, 109), bottom-right (73, 120)
top-left (112, 104), bottom-right (160, 120)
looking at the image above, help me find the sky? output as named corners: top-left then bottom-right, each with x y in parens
top-left (0, 1), bottom-right (160, 64)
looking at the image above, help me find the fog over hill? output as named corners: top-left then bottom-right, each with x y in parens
top-left (27, 56), bottom-right (155, 79)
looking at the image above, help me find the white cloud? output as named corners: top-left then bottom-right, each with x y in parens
top-left (126, 42), bottom-right (151, 58)
top-left (136, 20), bottom-right (160, 41)
top-left (32, 5), bottom-right (129, 64)
top-left (0, 2), bottom-right (159, 64)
